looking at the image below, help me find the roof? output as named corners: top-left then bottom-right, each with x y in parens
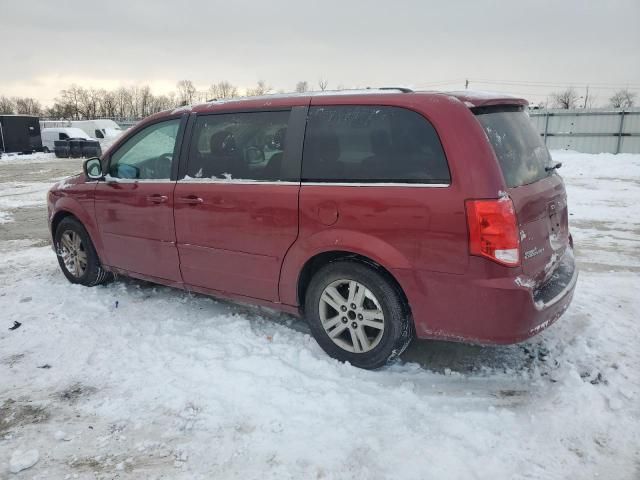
top-left (0, 114), bottom-right (40, 118)
top-left (142, 88), bottom-right (528, 123)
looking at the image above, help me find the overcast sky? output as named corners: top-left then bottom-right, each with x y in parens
top-left (1, 0), bottom-right (639, 106)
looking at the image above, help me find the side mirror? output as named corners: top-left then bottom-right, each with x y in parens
top-left (83, 157), bottom-right (103, 180)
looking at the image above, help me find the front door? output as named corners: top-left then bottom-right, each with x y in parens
top-left (174, 109), bottom-right (303, 301)
top-left (95, 117), bottom-right (184, 282)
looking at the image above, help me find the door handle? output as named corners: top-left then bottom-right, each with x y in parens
top-left (146, 194), bottom-right (168, 204)
top-left (177, 195), bottom-right (204, 205)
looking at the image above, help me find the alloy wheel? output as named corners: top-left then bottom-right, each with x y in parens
top-left (319, 279), bottom-right (385, 353)
top-left (59, 230), bottom-right (87, 278)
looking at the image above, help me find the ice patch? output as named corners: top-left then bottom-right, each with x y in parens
top-left (9, 449), bottom-right (39, 473)
top-left (0, 210), bottom-right (13, 223)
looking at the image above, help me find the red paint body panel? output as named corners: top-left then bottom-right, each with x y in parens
top-left (174, 182), bottom-right (299, 301)
top-left (94, 181), bottom-right (182, 282)
top-left (48, 90), bottom-right (577, 346)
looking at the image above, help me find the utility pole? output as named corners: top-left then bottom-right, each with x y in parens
top-left (583, 85), bottom-right (589, 108)
top-left (465, 79), bottom-right (469, 90)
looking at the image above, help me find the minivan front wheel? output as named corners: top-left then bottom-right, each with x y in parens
top-left (305, 261), bottom-right (413, 369)
top-left (54, 217), bottom-right (112, 286)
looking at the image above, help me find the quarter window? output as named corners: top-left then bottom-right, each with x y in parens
top-left (109, 119), bottom-right (180, 180)
top-left (302, 106), bottom-right (450, 183)
top-left (186, 111), bottom-right (290, 181)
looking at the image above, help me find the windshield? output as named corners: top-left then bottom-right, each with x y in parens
top-left (475, 106), bottom-right (552, 187)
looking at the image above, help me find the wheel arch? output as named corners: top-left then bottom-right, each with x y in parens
top-left (50, 210), bottom-right (76, 241)
top-left (50, 198), bottom-right (106, 263)
top-left (295, 250), bottom-right (412, 319)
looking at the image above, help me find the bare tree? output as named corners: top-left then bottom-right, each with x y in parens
top-left (113, 87), bottom-right (131, 118)
top-left (609, 88), bottom-right (636, 108)
top-left (209, 81), bottom-right (238, 100)
top-left (78, 88), bottom-right (101, 119)
top-left (550, 88), bottom-right (579, 109)
top-left (138, 85), bottom-right (152, 117)
top-left (13, 97), bottom-right (42, 116)
top-left (246, 80), bottom-right (269, 97)
top-left (99, 89), bottom-right (117, 117)
top-left (0, 96), bottom-right (15, 114)
top-left (295, 81), bottom-right (309, 93)
top-left (318, 78), bottom-right (329, 91)
top-left (60, 85), bottom-right (84, 119)
top-left (176, 80), bottom-right (197, 105)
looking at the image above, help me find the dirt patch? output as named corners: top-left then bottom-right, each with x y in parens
top-left (0, 206), bottom-right (51, 243)
top-left (56, 383), bottom-right (98, 403)
top-left (68, 450), bottom-right (179, 477)
top-left (0, 398), bottom-right (50, 435)
top-left (1, 353), bottom-right (25, 367)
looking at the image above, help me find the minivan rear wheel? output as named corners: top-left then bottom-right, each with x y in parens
top-left (305, 261), bottom-right (413, 369)
top-left (54, 217), bottom-right (112, 286)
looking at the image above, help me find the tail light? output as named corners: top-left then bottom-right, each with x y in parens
top-left (465, 198), bottom-right (520, 267)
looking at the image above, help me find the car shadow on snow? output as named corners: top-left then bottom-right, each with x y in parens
top-left (106, 275), bottom-right (555, 378)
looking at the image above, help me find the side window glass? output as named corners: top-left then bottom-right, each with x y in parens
top-left (94, 129), bottom-right (104, 139)
top-left (302, 106), bottom-right (450, 183)
top-left (186, 111), bottom-right (290, 181)
top-left (59, 133), bottom-right (69, 140)
top-left (109, 119), bottom-right (180, 180)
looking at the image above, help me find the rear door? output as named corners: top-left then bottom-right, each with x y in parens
top-left (475, 106), bottom-right (569, 283)
top-left (94, 117), bottom-right (185, 282)
top-left (173, 107), bottom-right (306, 301)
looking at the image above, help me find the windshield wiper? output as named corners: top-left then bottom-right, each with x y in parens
top-left (545, 162), bottom-right (562, 172)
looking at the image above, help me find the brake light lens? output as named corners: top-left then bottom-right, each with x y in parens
top-left (465, 198), bottom-right (520, 267)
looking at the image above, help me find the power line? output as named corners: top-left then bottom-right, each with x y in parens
top-left (469, 79), bottom-right (640, 90)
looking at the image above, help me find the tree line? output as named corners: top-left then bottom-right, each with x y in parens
top-left (0, 78), bottom-right (330, 120)
top-left (0, 80), bottom-right (636, 118)
top-left (547, 87), bottom-right (636, 109)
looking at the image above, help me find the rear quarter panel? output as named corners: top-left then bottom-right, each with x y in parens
top-left (280, 94), bottom-right (503, 307)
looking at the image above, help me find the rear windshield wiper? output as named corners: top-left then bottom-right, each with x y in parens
top-left (545, 162), bottom-right (562, 172)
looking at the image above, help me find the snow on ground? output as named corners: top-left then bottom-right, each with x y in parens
top-left (0, 151), bottom-right (639, 479)
top-left (0, 152), bottom-right (57, 166)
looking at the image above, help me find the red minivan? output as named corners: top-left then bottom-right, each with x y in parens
top-left (48, 89), bottom-right (577, 369)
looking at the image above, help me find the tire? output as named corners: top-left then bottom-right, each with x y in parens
top-left (305, 261), bottom-right (413, 369)
top-left (54, 217), bottom-right (112, 286)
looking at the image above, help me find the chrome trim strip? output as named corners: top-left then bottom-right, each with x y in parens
top-left (176, 179), bottom-right (299, 186)
top-left (302, 182), bottom-right (450, 188)
top-left (172, 179), bottom-right (450, 187)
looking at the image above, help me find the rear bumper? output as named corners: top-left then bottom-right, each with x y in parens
top-left (393, 249), bottom-right (578, 344)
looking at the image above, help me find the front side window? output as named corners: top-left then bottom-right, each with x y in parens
top-left (59, 133), bottom-right (69, 140)
top-left (302, 106), bottom-right (450, 183)
top-left (94, 129), bottom-right (104, 139)
top-left (186, 111), bottom-right (290, 181)
top-left (109, 119), bottom-right (180, 180)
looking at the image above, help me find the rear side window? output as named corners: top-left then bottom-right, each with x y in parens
top-left (186, 111), bottom-right (290, 181)
top-left (475, 106), bottom-right (552, 187)
top-left (302, 106), bottom-right (450, 183)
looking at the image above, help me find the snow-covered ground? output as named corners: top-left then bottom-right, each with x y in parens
top-left (0, 151), bottom-right (639, 479)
